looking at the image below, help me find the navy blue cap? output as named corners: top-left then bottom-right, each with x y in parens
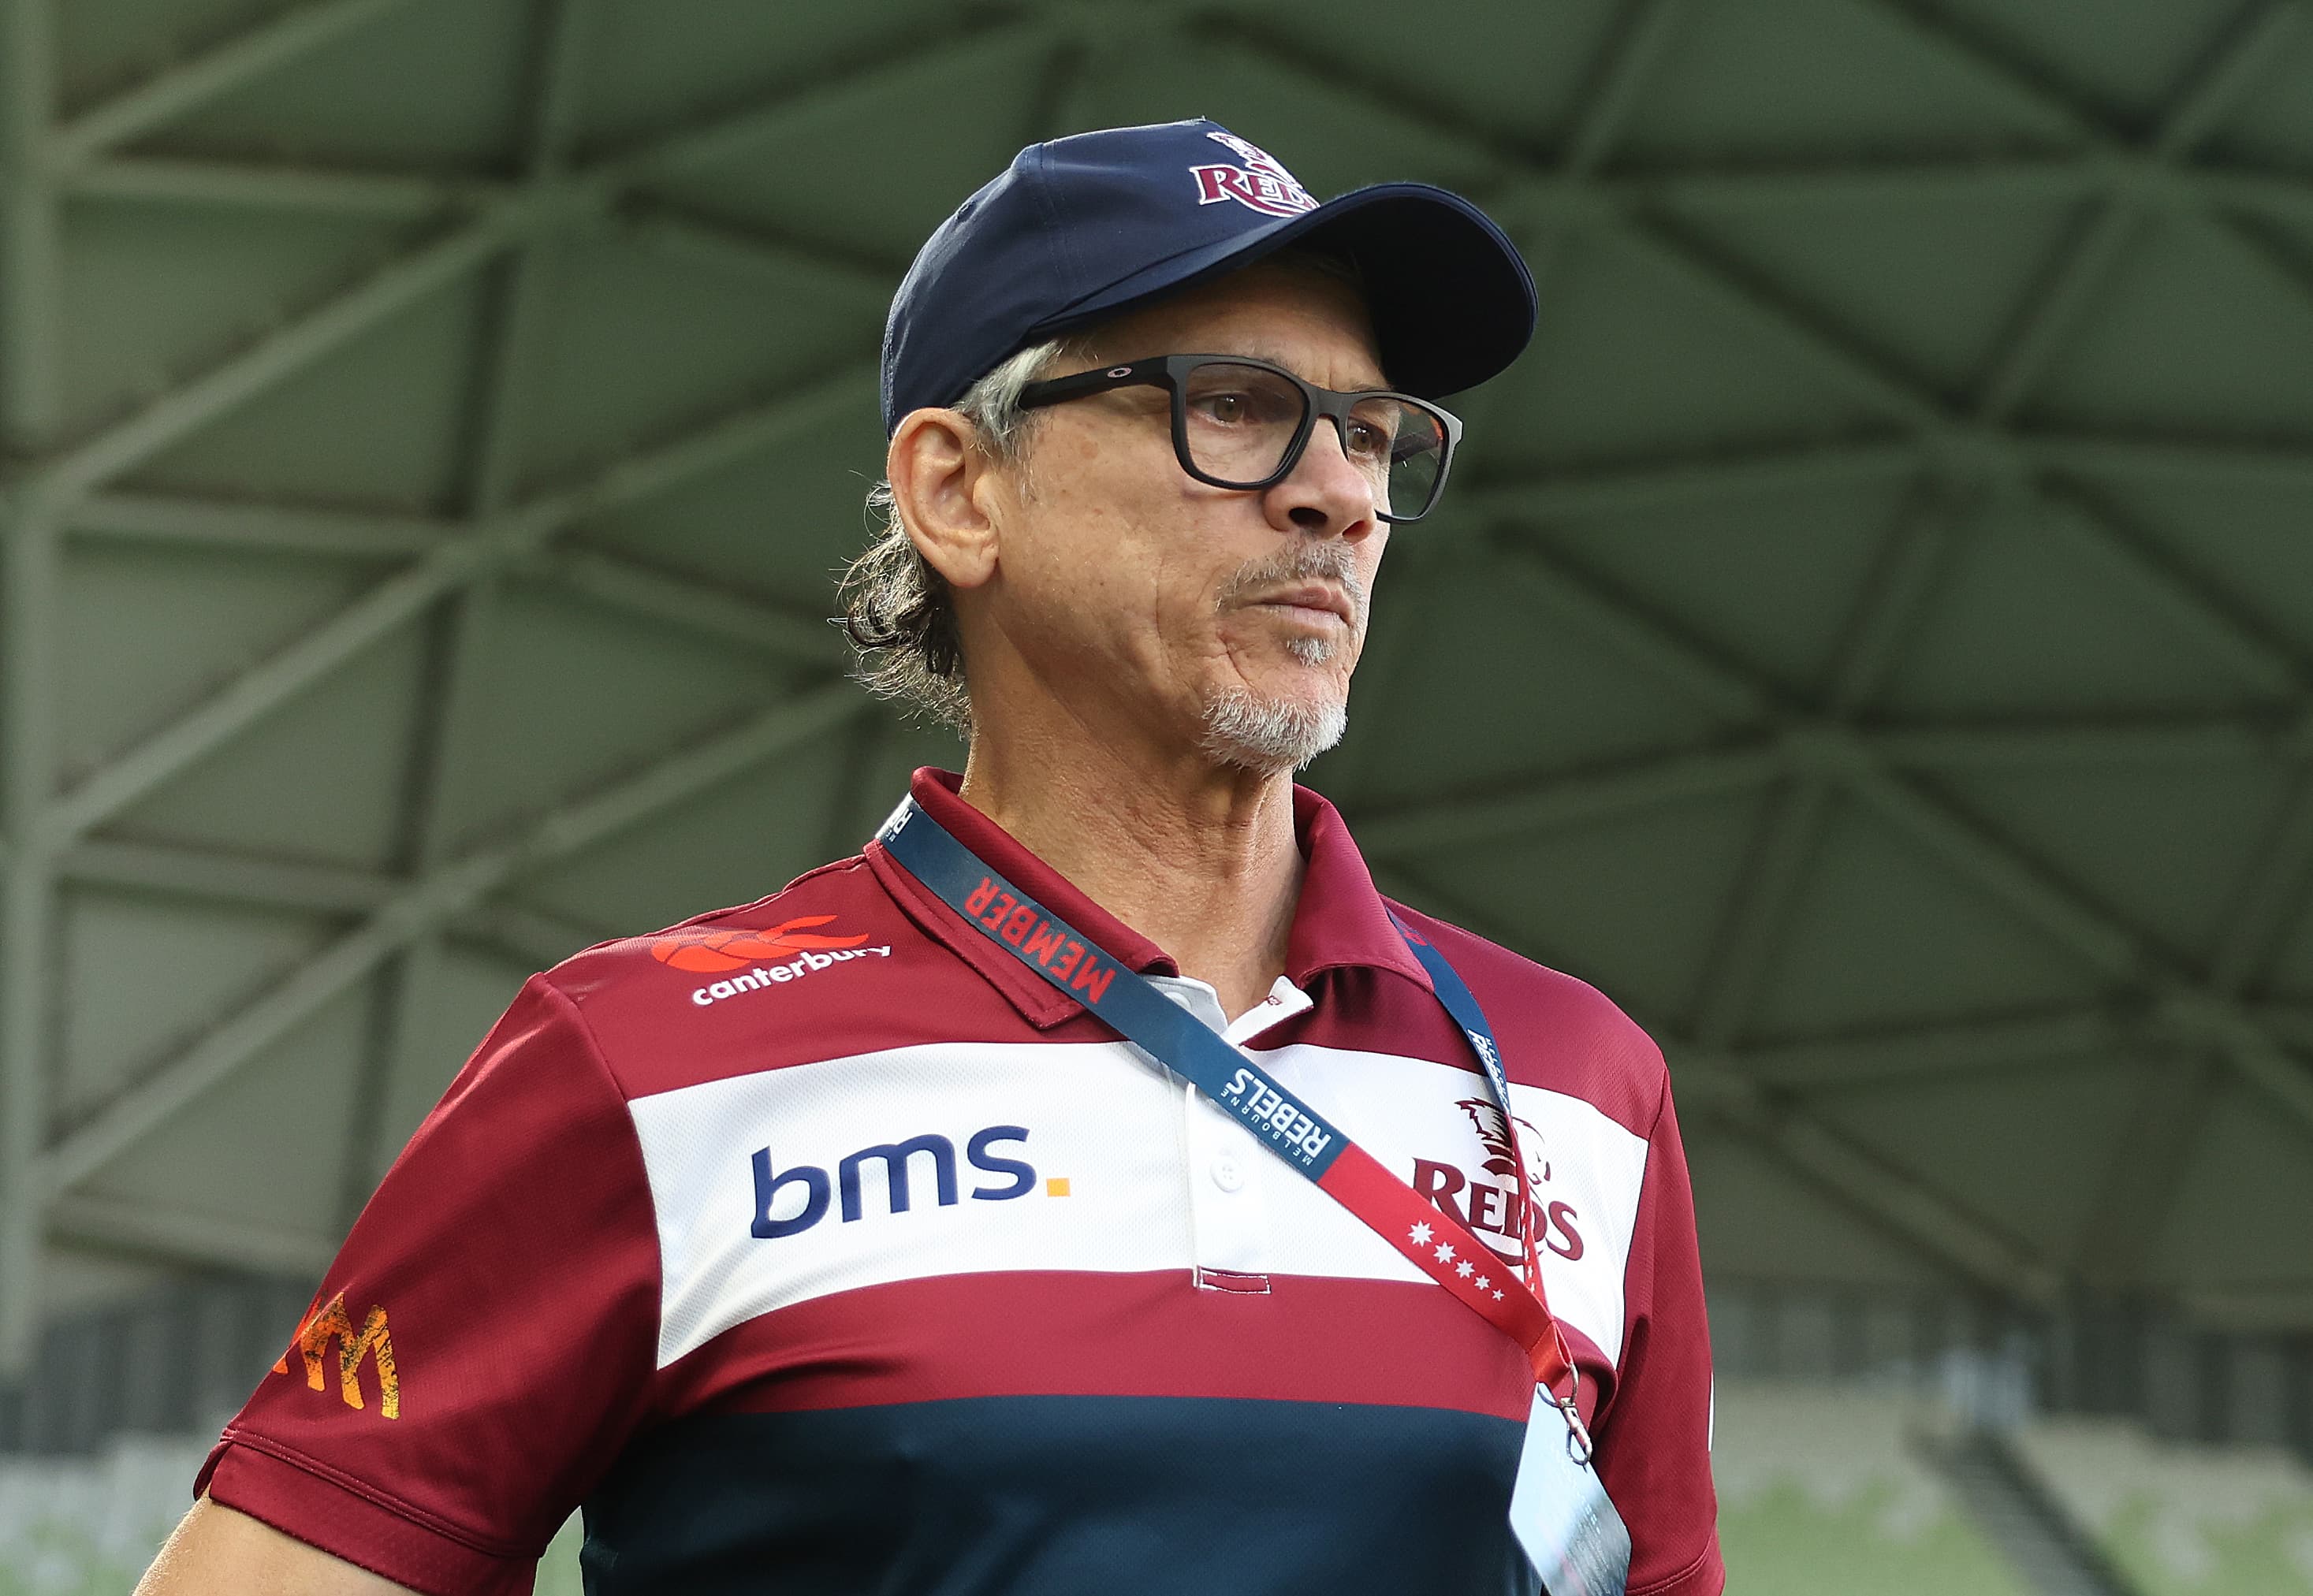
top-left (881, 118), bottom-right (1537, 434)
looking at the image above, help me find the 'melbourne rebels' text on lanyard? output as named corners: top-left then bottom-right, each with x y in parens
top-left (874, 795), bottom-right (1574, 1396)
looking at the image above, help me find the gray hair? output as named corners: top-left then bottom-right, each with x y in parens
top-left (837, 336), bottom-right (1080, 738)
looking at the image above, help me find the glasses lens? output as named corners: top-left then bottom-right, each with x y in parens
top-left (1346, 395), bottom-right (1448, 520)
top-left (1180, 362), bottom-right (1309, 485)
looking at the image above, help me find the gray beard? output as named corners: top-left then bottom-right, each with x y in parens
top-left (1197, 542), bottom-right (1367, 773)
top-left (1197, 681), bottom-right (1348, 773)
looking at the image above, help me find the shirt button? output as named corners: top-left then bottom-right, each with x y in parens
top-left (1211, 1153), bottom-right (1245, 1192)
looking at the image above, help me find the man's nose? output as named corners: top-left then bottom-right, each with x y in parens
top-left (1265, 418), bottom-right (1380, 538)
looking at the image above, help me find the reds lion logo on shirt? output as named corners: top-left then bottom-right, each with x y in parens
top-left (1189, 130), bottom-right (1319, 218)
top-left (1408, 1095), bottom-right (1587, 1273)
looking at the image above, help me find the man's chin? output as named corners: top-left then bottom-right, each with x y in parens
top-left (1196, 685), bottom-right (1348, 774)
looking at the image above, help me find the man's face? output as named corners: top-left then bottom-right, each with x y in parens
top-left (980, 262), bottom-right (1388, 773)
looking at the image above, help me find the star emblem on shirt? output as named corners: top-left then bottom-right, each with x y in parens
top-left (1455, 1260), bottom-right (1474, 1278)
top-left (1409, 1222), bottom-right (1433, 1245)
top-left (1435, 1242), bottom-right (1455, 1263)
top-left (1492, 1289), bottom-right (1506, 1300)
top-left (1475, 1276), bottom-right (1491, 1292)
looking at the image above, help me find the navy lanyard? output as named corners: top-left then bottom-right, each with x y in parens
top-left (875, 795), bottom-right (1574, 1395)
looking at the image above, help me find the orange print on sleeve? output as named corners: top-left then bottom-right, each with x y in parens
top-left (273, 1289), bottom-right (400, 1419)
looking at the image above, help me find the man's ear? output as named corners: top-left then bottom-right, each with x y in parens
top-left (886, 408), bottom-right (1002, 592)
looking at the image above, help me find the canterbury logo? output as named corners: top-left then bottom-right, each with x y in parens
top-left (650, 915), bottom-right (870, 973)
top-left (272, 1289), bottom-right (399, 1419)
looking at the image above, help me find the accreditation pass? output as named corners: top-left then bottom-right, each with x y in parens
top-left (1509, 1386), bottom-right (1631, 1595)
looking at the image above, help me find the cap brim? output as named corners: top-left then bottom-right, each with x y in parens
top-left (1026, 181), bottom-right (1537, 399)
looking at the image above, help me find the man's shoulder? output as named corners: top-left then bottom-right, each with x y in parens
top-left (531, 854), bottom-right (956, 1097)
top-left (543, 854), bottom-right (890, 990)
top-left (1381, 896), bottom-right (1668, 1136)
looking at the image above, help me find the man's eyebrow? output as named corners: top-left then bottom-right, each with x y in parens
top-left (1225, 348), bottom-right (1389, 389)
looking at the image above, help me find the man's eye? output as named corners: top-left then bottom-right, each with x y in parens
top-left (1194, 392), bottom-right (1252, 423)
top-left (1344, 421), bottom-right (1388, 458)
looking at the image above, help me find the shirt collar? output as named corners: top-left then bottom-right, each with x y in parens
top-left (866, 768), bottom-right (1433, 1029)
top-left (1281, 780), bottom-right (1435, 993)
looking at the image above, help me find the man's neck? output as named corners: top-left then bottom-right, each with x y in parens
top-left (956, 725), bottom-right (1304, 1021)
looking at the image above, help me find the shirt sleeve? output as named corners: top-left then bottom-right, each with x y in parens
top-left (195, 976), bottom-right (661, 1596)
top-left (1599, 1058), bottom-right (1725, 1596)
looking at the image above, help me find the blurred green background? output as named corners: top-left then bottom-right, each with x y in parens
top-left (2, 0), bottom-right (2312, 1589)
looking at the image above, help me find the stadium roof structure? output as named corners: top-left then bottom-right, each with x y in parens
top-left (3, 0), bottom-right (2313, 1375)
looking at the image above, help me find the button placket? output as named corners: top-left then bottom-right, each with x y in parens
top-left (1147, 973), bottom-right (1278, 1289)
top-left (1181, 1081), bottom-right (1269, 1282)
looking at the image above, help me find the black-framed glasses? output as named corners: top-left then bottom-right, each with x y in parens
top-left (1016, 354), bottom-right (1463, 524)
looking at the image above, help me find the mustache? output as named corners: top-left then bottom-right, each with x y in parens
top-left (1215, 542), bottom-right (1370, 630)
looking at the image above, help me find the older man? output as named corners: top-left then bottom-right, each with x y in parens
top-left (141, 121), bottom-right (1721, 1596)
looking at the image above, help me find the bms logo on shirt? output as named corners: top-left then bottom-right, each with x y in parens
top-left (750, 1126), bottom-right (1056, 1239)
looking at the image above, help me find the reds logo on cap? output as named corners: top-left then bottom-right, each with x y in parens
top-left (1188, 130), bottom-right (1318, 218)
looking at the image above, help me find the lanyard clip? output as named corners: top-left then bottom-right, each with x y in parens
top-left (1545, 1367), bottom-right (1595, 1467)
top-left (1555, 1393), bottom-right (1596, 1467)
